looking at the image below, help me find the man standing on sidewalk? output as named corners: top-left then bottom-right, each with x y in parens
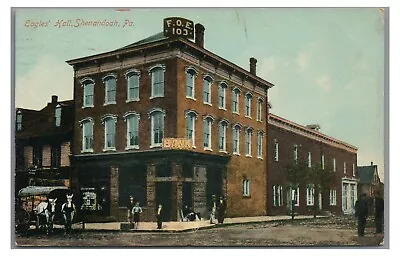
top-left (355, 193), bottom-right (369, 236)
top-left (217, 196), bottom-right (227, 224)
top-left (156, 204), bottom-right (163, 229)
top-left (374, 192), bottom-right (384, 234)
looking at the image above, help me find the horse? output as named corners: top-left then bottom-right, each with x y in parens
top-left (34, 198), bottom-right (57, 234)
top-left (61, 194), bottom-right (76, 234)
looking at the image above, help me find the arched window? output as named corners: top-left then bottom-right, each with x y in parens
top-left (257, 97), bottom-right (263, 121)
top-left (203, 75), bottom-right (213, 105)
top-left (185, 110), bottom-right (198, 147)
top-left (245, 93), bottom-right (252, 118)
top-left (79, 117), bottom-right (94, 152)
top-left (185, 67), bottom-right (197, 99)
top-left (245, 127), bottom-right (253, 156)
top-left (203, 115), bottom-right (214, 150)
top-left (232, 88), bottom-right (241, 114)
top-left (80, 78), bottom-right (94, 108)
top-left (55, 104), bottom-right (62, 127)
top-left (124, 112), bottom-right (140, 149)
top-left (103, 74), bottom-right (117, 105)
top-left (149, 108), bottom-right (165, 147)
top-left (125, 69), bottom-right (140, 101)
top-left (232, 123), bottom-right (242, 154)
top-left (149, 64), bottom-right (166, 99)
top-left (218, 82), bottom-right (227, 109)
top-left (218, 119), bottom-right (229, 152)
top-left (102, 115), bottom-right (118, 151)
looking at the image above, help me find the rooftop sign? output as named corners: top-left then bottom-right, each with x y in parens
top-left (162, 138), bottom-right (193, 150)
top-left (163, 17), bottom-right (194, 40)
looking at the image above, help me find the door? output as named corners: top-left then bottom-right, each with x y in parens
top-left (182, 182), bottom-right (193, 208)
top-left (155, 182), bottom-right (172, 221)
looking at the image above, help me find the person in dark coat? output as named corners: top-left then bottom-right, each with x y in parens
top-left (217, 196), bottom-right (227, 224)
top-left (355, 193), bottom-right (369, 236)
top-left (156, 204), bottom-right (163, 229)
top-left (374, 193), bottom-right (384, 234)
top-left (127, 196), bottom-right (136, 227)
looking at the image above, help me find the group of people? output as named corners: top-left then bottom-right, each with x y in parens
top-left (355, 193), bottom-right (384, 237)
top-left (210, 196), bottom-right (227, 224)
top-left (127, 196), bottom-right (163, 229)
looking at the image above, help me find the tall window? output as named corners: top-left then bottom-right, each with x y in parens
top-left (343, 161), bottom-right (347, 174)
top-left (245, 93), bottom-right (252, 117)
top-left (273, 185), bottom-right (283, 206)
top-left (185, 67), bottom-right (196, 99)
top-left (124, 112), bottom-right (140, 149)
top-left (51, 145), bottom-right (61, 168)
top-left (218, 82), bottom-right (227, 109)
top-left (150, 109), bottom-right (165, 147)
top-left (293, 144), bottom-right (298, 163)
top-left (245, 128), bottom-right (252, 156)
top-left (102, 115), bottom-right (117, 150)
top-left (256, 98), bottom-right (263, 121)
top-left (103, 75), bottom-right (117, 104)
top-left (185, 111), bottom-right (197, 146)
top-left (274, 139), bottom-right (279, 161)
top-left (203, 75), bottom-right (212, 104)
top-left (125, 69), bottom-right (140, 101)
top-left (233, 124), bottom-right (241, 154)
top-left (333, 158), bottom-right (336, 172)
top-left (16, 110), bottom-right (22, 131)
top-left (232, 88), bottom-right (240, 114)
top-left (352, 163), bottom-right (355, 176)
top-left (308, 152), bottom-right (312, 168)
top-left (329, 189), bottom-right (337, 206)
top-left (80, 118), bottom-right (93, 152)
top-left (149, 65), bottom-right (165, 98)
top-left (55, 105), bottom-right (61, 127)
top-left (257, 131), bottom-right (263, 158)
top-left (243, 179), bottom-right (250, 197)
top-left (33, 145), bottom-right (42, 167)
top-left (218, 120), bottom-right (228, 152)
top-left (293, 187), bottom-right (300, 206)
top-left (321, 154), bottom-right (325, 169)
top-left (203, 116), bottom-right (213, 150)
top-left (81, 78), bottom-right (94, 108)
top-left (306, 185), bottom-right (314, 206)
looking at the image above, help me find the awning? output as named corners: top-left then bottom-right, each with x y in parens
top-left (18, 186), bottom-right (68, 197)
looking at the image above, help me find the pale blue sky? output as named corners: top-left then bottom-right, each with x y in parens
top-left (14, 8), bottom-right (385, 181)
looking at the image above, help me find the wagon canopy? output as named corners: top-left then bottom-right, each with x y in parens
top-left (18, 186), bottom-right (69, 197)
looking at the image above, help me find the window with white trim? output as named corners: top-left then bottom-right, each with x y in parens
top-left (245, 128), bottom-right (252, 156)
top-left (274, 139), bottom-right (279, 161)
top-left (124, 112), bottom-right (140, 149)
top-left (321, 154), bottom-right (325, 169)
top-left (102, 115), bottom-right (117, 151)
top-left (218, 82), bottom-right (227, 109)
top-left (233, 125), bottom-right (241, 154)
top-left (243, 179), bottom-right (250, 197)
top-left (185, 111), bottom-right (197, 147)
top-left (329, 189), bottom-right (337, 206)
top-left (103, 75), bottom-right (117, 105)
top-left (293, 144), bottom-right (298, 163)
top-left (306, 185), bottom-right (315, 206)
top-left (256, 98), bottom-right (263, 121)
top-left (352, 163), bottom-right (355, 176)
top-left (80, 118), bottom-right (93, 152)
top-left (273, 185), bottom-right (283, 206)
top-left (333, 158), bottom-right (336, 172)
top-left (203, 75), bottom-right (212, 105)
top-left (16, 110), bottom-right (22, 131)
top-left (203, 116), bottom-right (213, 150)
top-left (293, 187), bottom-right (300, 206)
top-left (149, 65), bottom-right (165, 98)
top-left (126, 70), bottom-right (140, 101)
top-left (308, 152), bottom-right (312, 168)
top-left (343, 161), bottom-right (347, 174)
top-left (82, 78), bottom-right (94, 108)
top-left (245, 93), bottom-right (252, 118)
top-left (232, 88), bottom-right (240, 114)
top-left (149, 109), bottom-right (165, 147)
top-left (185, 67), bottom-right (196, 99)
top-left (256, 131), bottom-right (263, 158)
top-left (218, 120), bottom-right (228, 152)
top-left (55, 105), bottom-right (61, 127)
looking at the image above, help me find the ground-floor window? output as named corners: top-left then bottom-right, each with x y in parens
top-left (306, 185), bottom-right (314, 206)
top-left (272, 185), bottom-right (283, 206)
top-left (329, 189), bottom-right (337, 206)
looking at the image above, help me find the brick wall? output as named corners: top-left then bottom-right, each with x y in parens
top-left (42, 145), bottom-right (51, 167)
top-left (60, 141), bottom-right (71, 166)
top-left (24, 146), bottom-right (33, 168)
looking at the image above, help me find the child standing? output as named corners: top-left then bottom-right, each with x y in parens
top-left (131, 202), bottom-right (142, 229)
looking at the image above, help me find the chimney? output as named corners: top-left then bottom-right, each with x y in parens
top-left (250, 57), bottom-right (257, 75)
top-left (52, 95), bottom-right (58, 104)
top-left (306, 124), bottom-right (321, 131)
top-left (371, 162), bottom-right (374, 166)
top-left (195, 23), bottom-right (205, 48)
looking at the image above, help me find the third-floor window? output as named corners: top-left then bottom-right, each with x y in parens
top-left (232, 88), bottom-right (240, 114)
top-left (245, 93), bottom-right (252, 118)
top-left (203, 75), bottom-right (213, 105)
top-left (103, 75), bottom-right (117, 105)
top-left (125, 69), bottom-right (140, 101)
top-left (218, 82), bottom-right (227, 109)
top-left (149, 64), bottom-right (165, 99)
top-left (81, 78), bottom-right (94, 108)
top-left (185, 67), bottom-right (197, 99)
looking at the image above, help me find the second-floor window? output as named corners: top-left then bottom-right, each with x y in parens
top-left (256, 98), bottom-right (263, 121)
top-left (245, 93), bottom-right (252, 118)
top-left (352, 163), bottom-right (355, 176)
top-left (149, 65), bottom-right (165, 98)
top-left (308, 152), bottom-right (312, 168)
top-left (232, 88), bottom-right (240, 114)
top-left (33, 145), bottom-right (42, 167)
top-left (218, 120), bottom-right (228, 152)
top-left (185, 110), bottom-right (197, 147)
top-left (51, 145), bottom-right (61, 168)
top-left (245, 128), bottom-right (252, 156)
top-left (233, 124), bottom-right (241, 154)
top-left (124, 112), bottom-right (140, 149)
top-left (293, 144), bottom-right (298, 163)
top-left (344, 161), bottom-right (347, 174)
top-left (149, 109), bottom-right (165, 147)
top-left (218, 82), bottom-right (227, 109)
top-left (321, 154), bottom-right (325, 169)
top-left (103, 75), bottom-right (117, 105)
top-left (80, 118), bottom-right (93, 152)
top-left (203, 75), bottom-right (213, 105)
top-left (81, 78), bottom-right (94, 108)
top-left (55, 105), bottom-right (61, 127)
top-left (185, 67), bottom-right (196, 99)
top-left (333, 158), bottom-right (336, 172)
top-left (126, 69), bottom-right (140, 101)
top-left (102, 115), bottom-right (117, 150)
top-left (203, 116), bottom-right (213, 150)
top-left (257, 131), bottom-right (263, 158)
top-left (274, 140), bottom-right (279, 161)
top-left (16, 111), bottom-right (22, 131)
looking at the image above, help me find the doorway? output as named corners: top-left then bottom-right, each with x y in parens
top-left (155, 182), bottom-right (172, 221)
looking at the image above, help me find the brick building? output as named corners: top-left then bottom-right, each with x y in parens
top-left (267, 113), bottom-right (358, 216)
top-left (66, 21), bottom-right (274, 221)
top-left (15, 96), bottom-right (73, 194)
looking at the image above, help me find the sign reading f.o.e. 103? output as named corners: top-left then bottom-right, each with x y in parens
top-left (163, 17), bottom-right (194, 39)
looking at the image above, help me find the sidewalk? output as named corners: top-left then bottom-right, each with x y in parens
top-left (71, 215), bottom-right (326, 233)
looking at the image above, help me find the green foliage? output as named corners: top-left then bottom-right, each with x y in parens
top-left (308, 164), bottom-right (335, 192)
top-left (284, 160), bottom-right (309, 187)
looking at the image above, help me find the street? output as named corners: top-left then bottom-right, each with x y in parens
top-left (14, 215), bottom-right (384, 247)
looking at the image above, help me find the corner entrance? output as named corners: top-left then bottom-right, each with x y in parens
top-left (155, 182), bottom-right (172, 221)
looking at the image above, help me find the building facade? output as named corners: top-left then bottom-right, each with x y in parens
top-left (15, 96), bottom-right (73, 194)
top-left (67, 21), bottom-right (274, 221)
top-left (267, 113), bottom-right (358, 215)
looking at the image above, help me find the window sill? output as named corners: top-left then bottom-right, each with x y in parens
top-left (218, 107), bottom-right (227, 111)
top-left (103, 101), bottom-right (116, 106)
top-left (233, 152), bottom-right (240, 156)
top-left (233, 112), bottom-right (240, 116)
top-left (81, 149), bottom-right (94, 153)
top-left (150, 144), bottom-right (162, 149)
top-left (150, 95), bottom-right (164, 100)
top-left (103, 147), bottom-right (116, 152)
top-left (186, 96), bottom-right (196, 101)
top-left (245, 115), bottom-right (252, 119)
top-left (192, 145), bottom-right (197, 149)
top-left (203, 102), bottom-right (212, 107)
top-left (257, 156), bottom-right (263, 160)
top-left (82, 105), bottom-right (94, 109)
top-left (257, 119), bottom-right (263, 123)
top-left (126, 98), bottom-right (140, 103)
top-left (242, 195), bottom-right (251, 199)
top-left (125, 146), bottom-right (139, 150)
top-left (219, 150), bottom-right (228, 154)
top-left (245, 154), bottom-right (252, 158)
top-left (204, 147), bottom-right (213, 152)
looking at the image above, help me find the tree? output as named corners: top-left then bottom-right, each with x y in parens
top-left (308, 164), bottom-right (336, 218)
top-left (284, 159), bottom-right (309, 220)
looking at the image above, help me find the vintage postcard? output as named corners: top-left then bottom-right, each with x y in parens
top-left (12, 7), bottom-right (386, 248)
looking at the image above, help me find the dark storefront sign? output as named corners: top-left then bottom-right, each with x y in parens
top-left (163, 17), bottom-right (194, 39)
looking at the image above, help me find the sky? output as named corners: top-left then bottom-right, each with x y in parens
top-left (13, 8), bottom-right (385, 181)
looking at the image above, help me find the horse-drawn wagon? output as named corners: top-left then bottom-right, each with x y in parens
top-left (16, 186), bottom-right (69, 233)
